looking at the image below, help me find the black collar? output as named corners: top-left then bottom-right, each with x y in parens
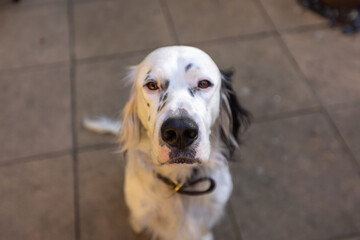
top-left (155, 171), bottom-right (216, 196)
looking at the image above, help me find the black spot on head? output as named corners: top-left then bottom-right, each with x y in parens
top-left (161, 80), bottom-right (169, 91)
top-left (145, 75), bottom-right (151, 82)
top-left (147, 69), bottom-right (152, 75)
top-left (159, 93), bottom-right (164, 102)
top-left (159, 101), bottom-right (167, 112)
top-left (163, 92), bottom-right (168, 101)
top-left (185, 63), bottom-right (193, 72)
top-left (147, 103), bottom-right (150, 107)
top-left (188, 88), bottom-right (196, 97)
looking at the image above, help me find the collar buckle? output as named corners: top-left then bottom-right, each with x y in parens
top-left (155, 172), bottom-right (216, 196)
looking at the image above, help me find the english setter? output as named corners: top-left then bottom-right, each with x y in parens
top-left (84, 46), bottom-right (250, 240)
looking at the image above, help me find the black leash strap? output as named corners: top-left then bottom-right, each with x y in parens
top-left (155, 173), bottom-right (216, 196)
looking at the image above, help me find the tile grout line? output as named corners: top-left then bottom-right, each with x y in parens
top-left (0, 1), bottom-right (66, 10)
top-left (279, 22), bottom-right (330, 34)
top-left (253, 107), bottom-right (322, 124)
top-left (228, 200), bottom-right (244, 240)
top-left (320, 232), bottom-right (360, 240)
top-left (0, 143), bottom-right (116, 168)
top-left (254, 0), bottom-right (360, 176)
top-left (66, 0), bottom-right (81, 239)
top-left (188, 30), bottom-right (277, 47)
top-left (0, 60), bottom-right (70, 76)
top-left (158, 0), bottom-right (180, 44)
top-left (75, 47), bottom-right (155, 65)
top-left (0, 150), bottom-right (73, 168)
top-left (77, 143), bottom-right (118, 154)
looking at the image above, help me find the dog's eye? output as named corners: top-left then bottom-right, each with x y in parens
top-left (145, 81), bottom-right (159, 91)
top-left (198, 80), bottom-right (212, 89)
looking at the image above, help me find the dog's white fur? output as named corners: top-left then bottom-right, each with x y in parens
top-left (84, 46), bottom-right (248, 240)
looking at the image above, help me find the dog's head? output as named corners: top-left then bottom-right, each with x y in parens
top-left (120, 46), bottom-right (250, 165)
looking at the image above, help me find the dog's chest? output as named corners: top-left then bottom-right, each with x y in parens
top-left (124, 159), bottom-right (232, 224)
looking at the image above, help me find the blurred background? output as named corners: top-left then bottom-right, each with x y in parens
top-left (0, 0), bottom-right (359, 239)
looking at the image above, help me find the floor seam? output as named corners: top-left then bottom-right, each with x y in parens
top-left (158, 0), bottom-right (180, 44)
top-left (279, 22), bottom-right (330, 34)
top-left (320, 232), bottom-right (360, 240)
top-left (0, 1), bottom-right (66, 10)
top-left (228, 200), bottom-right (244, 240)
top-left (0, 61), bottom-right (70, 76)
top-left (0, 150), bottom-right (72, 168)
top-left (66, 0), bottom-right (81, 239)
top-left (253, 107), bottom-right (322, 123)
top-left (77, 143), bottom-right (117, 154)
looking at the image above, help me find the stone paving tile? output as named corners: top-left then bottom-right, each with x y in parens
top-left (0, 65), bottom-right (72, 162)
top-left (260, 0), bottom-right (327, 30)
top-left (73, 0), bottom-right (174, 60)
top-left (282, 29), bottom-right (360, 106)
top-left (0, 155), bottom-right (75, 240)
top-left (198, 35), bottom-right (319, 119)
top-left (78, 149), bottom-right (139, 240)
top-left (230, 113), bottom-right (360, 240)
top-left (78, 148), bottom-right (238, 240)
top-left (76, 53), bottom-right (144, 147)
top-left (166, 0), bottom-right (273, 44)
top-left (0, 4), bottom-right (69, 71)
top-left (329, 105), bottom-right (360, 166)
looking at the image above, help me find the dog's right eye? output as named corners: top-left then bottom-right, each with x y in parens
top-left (145, 81), bottom-right (159, 91)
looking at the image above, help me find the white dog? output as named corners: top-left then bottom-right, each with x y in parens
top-left (84, 46), bottom-right (250, 240)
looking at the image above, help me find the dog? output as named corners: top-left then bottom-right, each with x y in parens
top-left (84, 46), bottom-right (250, 240)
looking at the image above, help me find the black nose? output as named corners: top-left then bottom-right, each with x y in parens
top-left (161, 118), bottom-right (199, 149)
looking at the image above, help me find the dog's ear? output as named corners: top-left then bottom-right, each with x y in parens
top-left (119, 66), bottom-right (141, 152)
top-left (219, 68), bottom-right (251, 154)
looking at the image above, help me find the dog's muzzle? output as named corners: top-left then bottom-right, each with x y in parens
top-left (161, 117), bottom-right (198, 149)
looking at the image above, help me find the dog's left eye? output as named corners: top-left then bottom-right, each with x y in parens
top-left (145, 81), bottom-right (159, 91)
top-left (198, 80), bottom-right (212, 89)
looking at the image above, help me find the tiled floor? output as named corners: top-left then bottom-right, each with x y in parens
top-left (0, 0), bottom-right (359, 240)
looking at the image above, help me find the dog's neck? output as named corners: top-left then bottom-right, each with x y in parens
top-left (127, 131), bottom-right (229, 184)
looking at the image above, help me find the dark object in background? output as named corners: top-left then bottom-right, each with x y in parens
top-left (299, 0), bottom-right (360, 34)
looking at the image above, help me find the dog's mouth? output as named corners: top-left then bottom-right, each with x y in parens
top-left (167, 157), bottom-right (201, 165)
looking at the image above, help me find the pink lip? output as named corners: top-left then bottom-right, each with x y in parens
top-left (158, 145), bottom-right (171, 163)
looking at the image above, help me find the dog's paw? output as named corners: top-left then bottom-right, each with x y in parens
top-left (129, 216), bottom-right (143, 234)
top-left (202, 232), bottom-right (214, 240)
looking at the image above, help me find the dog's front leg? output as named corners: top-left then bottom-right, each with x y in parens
top-left (129, 214), bottom-right (143, 234)
top-left (202, 232), bottom-right (214, 240)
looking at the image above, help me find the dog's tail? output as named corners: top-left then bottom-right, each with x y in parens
top-left (83, 116), bottom-right (121, 136)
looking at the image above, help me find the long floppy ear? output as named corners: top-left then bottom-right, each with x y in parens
top-left (219, 68), bottom-right (251, 154)
top-left (119, 66), bottom-right (141, 152)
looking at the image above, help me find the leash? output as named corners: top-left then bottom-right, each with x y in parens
top-left (155, 172), bottom-right (216, 196)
